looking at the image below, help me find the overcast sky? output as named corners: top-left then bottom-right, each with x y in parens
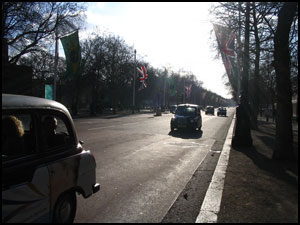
top-left (64, 2), bottom-right (232, 99)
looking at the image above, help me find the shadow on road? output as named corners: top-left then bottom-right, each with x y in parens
top-left (168, 129), bottom-right (203, 139)
top-left (102, 111), bottom-right (156, 119)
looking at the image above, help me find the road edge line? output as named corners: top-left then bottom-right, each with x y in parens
top-left (195, 113), bottom-right (236, 223)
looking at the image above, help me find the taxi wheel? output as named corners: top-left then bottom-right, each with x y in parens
top-left (53, 191), bottom-right (77, 223)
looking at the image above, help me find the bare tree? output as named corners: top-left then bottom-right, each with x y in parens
top-left (2, 2), bottom-right (87, 64)
top-left (80, 31), bottom-right (135, 114)
top-left (81, 33), bottom-right (108, 115)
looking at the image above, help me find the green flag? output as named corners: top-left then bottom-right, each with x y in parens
top-left (168, 77), bottom-right (176, 96)
top-left (60, 30), bottom-right (82, 78)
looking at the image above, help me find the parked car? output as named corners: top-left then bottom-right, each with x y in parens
top-left (205, 106), bottom-right (215, 115)
top-left (169, 105), bottom-right (177, 114)
top-left (170, 104), bottom-right (202, 131)
top-left (2, 94), bottom-right (100, 223)
top-left (217, 107), bottom-right (227, 117)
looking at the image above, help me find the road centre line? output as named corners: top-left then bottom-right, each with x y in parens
top-left (195, 113), bottom-right (235, 223)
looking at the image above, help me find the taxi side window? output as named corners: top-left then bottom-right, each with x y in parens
top-left (2, 113), bottom-right (36, 161)
top-left (41, 113), bottom-right (74, 150)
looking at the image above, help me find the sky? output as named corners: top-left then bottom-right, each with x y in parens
top-left (69, 2), bottom-right (232, 99)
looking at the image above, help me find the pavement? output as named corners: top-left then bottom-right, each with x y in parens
top-left (217, 116), bottom-right (298, 223)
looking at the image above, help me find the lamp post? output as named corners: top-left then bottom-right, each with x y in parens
top-left (132, 49), bottom-right (136, 114)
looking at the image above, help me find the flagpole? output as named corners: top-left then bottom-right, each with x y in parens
top-left (132, 49), bottom-right (136, 114)
top-left (53, 28), bottom-right (59, 100)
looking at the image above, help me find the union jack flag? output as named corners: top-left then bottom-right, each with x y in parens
top-left (137, 65), bottom-right (148, 91)
top-left (185, 84), bottom-right (192, 98)
top-left (213, 24), bottom-right (236, 77)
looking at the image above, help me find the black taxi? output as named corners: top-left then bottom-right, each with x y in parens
top-left (170, 104), bottom-right (202, 132)
top-left (2, 94), bottom-right (100, 223)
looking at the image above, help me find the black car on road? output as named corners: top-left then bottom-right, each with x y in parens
top-left (205, 106), bottom-right (215, 115)
top-left (169, 105), bottom-right (177, 114)
top-left (170, 104), bottom-right (202, 132)
top-left (217, 107), bottom-right (227, 117)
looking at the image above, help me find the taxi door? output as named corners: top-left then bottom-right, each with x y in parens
top-left (2, 112), bottom-right (51, 223)
top-left (2, 162), bottom-right (51, 223)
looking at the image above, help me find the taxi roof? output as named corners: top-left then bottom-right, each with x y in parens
top-left (177, 103), bottom-right (200, 107)
top-left (2, 94), bottom-right (70, 117)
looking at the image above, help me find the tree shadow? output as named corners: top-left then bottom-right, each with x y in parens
top-left (232, 142), bottom-right (298, 187)
top-left (101, 111), bottom-right (154, 119)
top-left (168, 129), bottom-right (203, 139)
top-left (256, 121), bottom-right (276, 136)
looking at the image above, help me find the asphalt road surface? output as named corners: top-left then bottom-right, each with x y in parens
top-left (73, 108), bottom-right (235, 223)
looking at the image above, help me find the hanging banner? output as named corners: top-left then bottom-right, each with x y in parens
top-left (202, 91), bottom-right (207, 100)
top-left (45, 84), bottom-right (53, 100)
top-left (137, 65), bottom-right (148, 91)
top-left (168, 77), bottom-right (177, 96)
top-left (185, 84), bottom-right (192, 98)
top-left (213, 24), bottom-right (238, 91)
top-left (60, 30), bottom-right (82, 78)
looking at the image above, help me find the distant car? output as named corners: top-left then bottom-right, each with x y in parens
top-left (170, 105), bottom-right (177, 113)
top-left (170, 104), bottom-right (202, 131)
top-left (205, 106), bottom-right (215, 115)
top-left (217, 107), bottom-right (227, 117)
top-left (2, 94), bottom-right (100, 223)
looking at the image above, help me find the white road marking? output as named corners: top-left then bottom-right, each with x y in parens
top-left (195, 114), bottom-right (236, 223)
top-left (121, 122), bottom-right (140, 126)
top-left (88, 125), bottom-right (115, 130)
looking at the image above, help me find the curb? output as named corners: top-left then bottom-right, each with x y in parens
top-left (195, 113), bottom-right (236, 223)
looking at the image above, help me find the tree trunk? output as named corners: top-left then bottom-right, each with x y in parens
top-left (297, 94), bottom-right (298, 122)
top-left (250, 2), bottom-right (260, 130)
top-left (232, 2), bottom-right (252, 147)
top-left (273, 2), bottom-right (297, 160)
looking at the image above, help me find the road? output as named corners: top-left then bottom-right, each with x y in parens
top-left (73, 108), bottom-right (235, 223)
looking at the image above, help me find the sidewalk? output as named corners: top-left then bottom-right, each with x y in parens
top-left (217, 118), bottom-right (298, 223)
